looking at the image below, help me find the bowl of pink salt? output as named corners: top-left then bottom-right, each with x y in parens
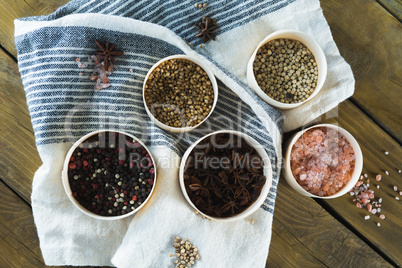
top-left (283, 124), bottom-right (363, 198)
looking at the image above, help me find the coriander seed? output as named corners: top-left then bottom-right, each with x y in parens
top-left (144, 58), bottom-right (214, 128)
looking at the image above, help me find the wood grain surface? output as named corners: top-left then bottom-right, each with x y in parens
top-left (0, 181), bottom-right (99, 268)
top-left (0, 0), bottom-right (70, 58)
top-left (0, 0), bottom-right (400, 267)
top-left (376, 0), bottom-right (402, 21)
top-left (321, 0), bottom-right (402, 142)
top-left (0, 182), bottom-right (44, 267)
top-left (268, 175), bottom-right (391, 268)
top-left (0, 49), bottom-right (40, 203)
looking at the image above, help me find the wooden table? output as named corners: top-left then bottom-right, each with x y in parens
top-left (0, 0), bottom-right (401, 267)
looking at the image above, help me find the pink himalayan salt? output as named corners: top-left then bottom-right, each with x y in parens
top-left (290, 127), bottom-right (356, 197)
top-left (376, 175), bottom-right (382, 181)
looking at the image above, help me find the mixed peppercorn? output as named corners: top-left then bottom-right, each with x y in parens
top-left (67, 131), bottom-right (155, 216)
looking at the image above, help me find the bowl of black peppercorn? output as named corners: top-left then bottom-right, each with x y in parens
top-left (62, 130), bottom-right (157, 220)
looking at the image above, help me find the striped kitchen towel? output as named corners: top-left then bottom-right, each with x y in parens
top-left (14, 0), bottom-right (354, 267)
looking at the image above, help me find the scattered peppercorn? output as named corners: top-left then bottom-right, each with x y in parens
top-left (67, 131), bottom-right (155, 216)
top-left (144, 58), bottom-right (214, 128)
top-left (253, 38), bottom-right (318, 103)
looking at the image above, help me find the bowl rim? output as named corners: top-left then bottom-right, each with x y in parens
top-left (179, 130), bottom-right (273, 221)
top-left (246, 29), bottom-right (327, 110)
top-left (61, 129), bottom-right (157, 220)
top-left (143, 54), bottom-right (218, 133)
top-left (284, 123), bottom-right (363, 199)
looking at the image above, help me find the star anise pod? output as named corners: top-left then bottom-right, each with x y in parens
top-left (195, 17), bottom-right (218, 43)
top-left (220, 199), bottom-right (239, 215)
top-left (198, 168), bottom-right (220, 186)
top-left (94, 39), bottom-right (124, 71)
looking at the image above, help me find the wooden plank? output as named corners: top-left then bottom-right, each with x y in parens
top-left (376, 0), bottom-right (402, 21)
top-left (0, 49), bottom-right (39, 203)
top-left (267, 175), bottom-right (391, 267)
top-left (310, 100), bottom-right (402, 266)
top-left (0, 0), bottom-right (70, 58)
top-left (321, 0), bottom-right (402, 142)
top-left (0, 180), bottom-right (45, 267)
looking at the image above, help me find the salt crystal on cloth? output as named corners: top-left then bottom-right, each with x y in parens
top-left (14, 0), bottom-right (354, 267)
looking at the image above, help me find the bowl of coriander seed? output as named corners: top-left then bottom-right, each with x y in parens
top-left (143, 55), bottom-right (218, 133)
top-left (247, 30), bottom-right (327, 109)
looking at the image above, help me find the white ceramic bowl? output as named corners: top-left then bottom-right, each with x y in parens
top-left (283, 124), bottom-right (363, 199)
top-left (143, 54), bottom-right (218, 133)
top-left (247, 30), bottom-right (327, 110)
top-left (62, 130), bottom-right (157, 220)
top-left (179, 130), bottom-right (273, 221)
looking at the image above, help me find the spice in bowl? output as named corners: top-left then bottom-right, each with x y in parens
top-left (144, 58), bottom-right (214, 128)
top-left (66, 131), bottom-right (155, 217)
top-left (253, 38), bottom-right (318, 104)
top-left (290, 127), bottom-right (356, 197)
top-left (183, 133), bottom-right (266, 218)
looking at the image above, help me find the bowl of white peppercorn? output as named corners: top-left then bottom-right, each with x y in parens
top-left (247, 30), bottom-right (327, 109)
top-left (143, 54), bottom-right (218, 133)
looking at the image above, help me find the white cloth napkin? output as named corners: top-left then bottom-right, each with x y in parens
top-left (14, 0), bottom-right (354, 267)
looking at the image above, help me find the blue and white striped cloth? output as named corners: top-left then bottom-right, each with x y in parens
top-left (14, 0), bottom-right (354, 267)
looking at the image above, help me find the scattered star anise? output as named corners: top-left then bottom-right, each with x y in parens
top-left (94, 39), bottom-right (124, 71)
top-left (195, 16), bottom-right (218, 43)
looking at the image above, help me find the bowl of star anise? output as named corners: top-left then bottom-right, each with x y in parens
top-left (179, 130), bottom-right (272, 221)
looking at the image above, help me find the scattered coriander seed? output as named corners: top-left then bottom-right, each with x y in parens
top-left (144, 58), bottom-right (214, 128)
top-left (194, 210), bottom-right (199, 214)
top-left (250, 219), bottom-right (255, 224)
top-left (253, 38), bottom-right (318, 103)
top-left (170, 254), bottom-right (174, 257)
top-left (172, 236), bottom-right (200, 268)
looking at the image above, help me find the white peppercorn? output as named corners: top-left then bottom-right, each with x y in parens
top-left (253, 38), bottom-right (318, 103)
